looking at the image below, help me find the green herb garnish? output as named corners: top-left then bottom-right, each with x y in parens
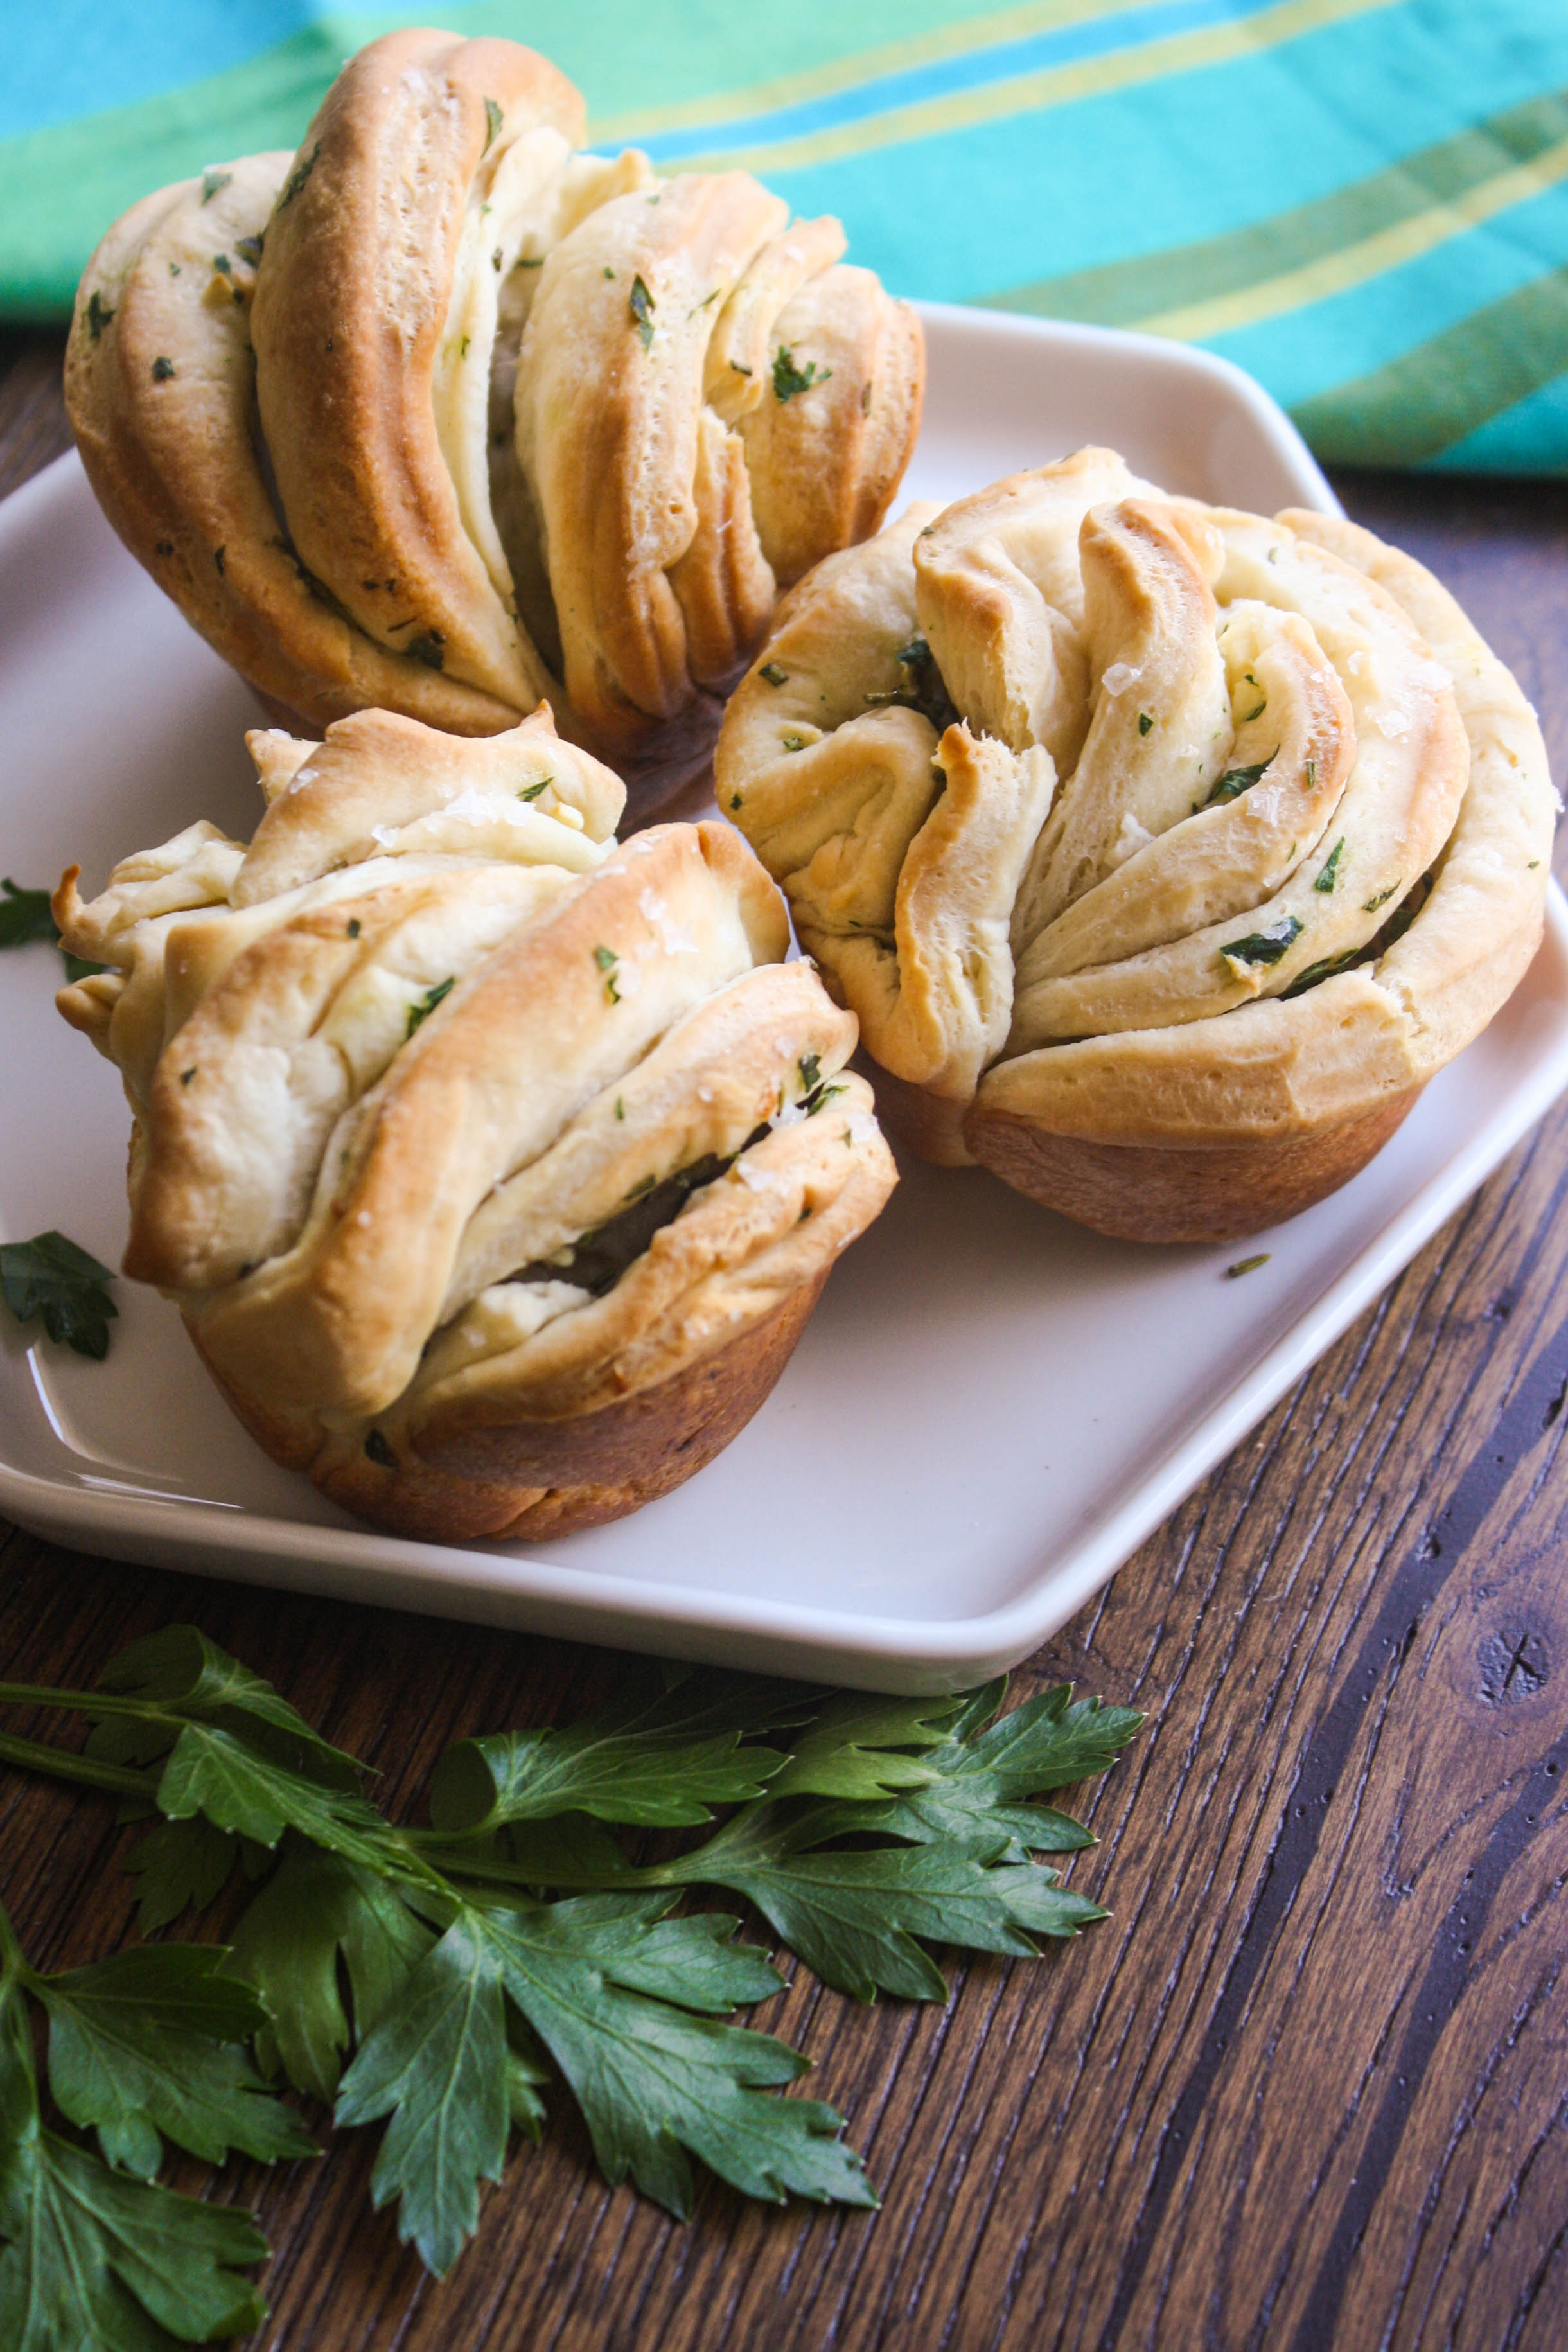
top-left (782, 733), bottom-right (806, 753)
top-left (517, 778), bottom-right (551, 801)
top-left (1282, 950), bottom-right (1356, 998)
top-left (798, 1051), bottom-right (822, 1095)
top-left (152, 356), bottom-right (176, 382)
top-left (2, 879), bottom-right (107, 980)
top-left (0, 1895), bottom-right (283, 2343)
top-left (276, 142), bottom-right (319, 211)
top-left (406, 630), bottom-right (445, 671)
top-left (1363, 884), bottom-right (1398, 912)
top-left (483, 96), bottom-right (504, 151)
top-left (772, 345), bottom-right (831, 401)
top-left (235, 232), bottom-right (264, 266)
top-left (0, 1626), bottom-right (1139, 2291)
top-left (629, 274), bottom-right (655, 349)
top-left (84, 290), bottom-right (114, 342)
top-left (730, 793), bottom-right (744, 810)
top-left (1314, 838), bottom-right (1344, 892)
top-left (1226, 1254), bottom-right (1271, 1277)
top-left (0, 876), bottom-right (56, 948)
top-left (614, 1097), bottom-right (625, 1120)
top-left (200, 167), bottom-right (233, 205)
top-left (0, 1230), bottom-right (118, 1359)
top-left (1283, 872), bottom-right (1432, 998)
top-left (859, 637), bottom-right (960, 736)
top-left (594, 944), bottom-right (621, 1002)
top-left (760, 662), bottom-right (788, 687)
top-left (1201, 755), bottom-right (1273, 809)
top-left (1137, 711), bottom-right (1152, 736)
top-left (346, 918), bottom-right (362, 938)
top-left (405, 977), bottom-right (455, 1038)
top-left (1221, 915), bottom-right (1303, 971)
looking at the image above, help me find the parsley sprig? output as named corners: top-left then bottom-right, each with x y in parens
top-left (0, 1898), bottom-right (305, 2346)
top-left (0, 1627), bottom-right (1140, 2328)
top-left (0, 1230), bottom-right (118, 1359)
top-left (772, 345), bottom-right (832, 402)
top-left (2, 874), bottom-right (107, 980)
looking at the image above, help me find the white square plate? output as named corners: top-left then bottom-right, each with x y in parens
top-left (4, 306), bottom-right (1565, 1693)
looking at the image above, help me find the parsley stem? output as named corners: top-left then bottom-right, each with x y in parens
top-left (409, 1835), bottom-right (661, 1890)
top-left (0, 1679), bottom-right (175, 1717)
top-left (0, 1891), bottom-right (25, 1981)
top-left (0, 1724), bottom-right (156, 1801)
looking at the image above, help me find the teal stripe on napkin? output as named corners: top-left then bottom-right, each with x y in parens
top-left (3, 0), bottom-right (1567, 473)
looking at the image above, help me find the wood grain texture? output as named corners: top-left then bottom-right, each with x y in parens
top-left (3, 330), bottom-right (1567, 2349)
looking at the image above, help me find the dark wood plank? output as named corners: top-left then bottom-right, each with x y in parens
top-left (0, 330), bottom-right (72, 501)
top-left (2, 334), bottom-right (1566, 2350)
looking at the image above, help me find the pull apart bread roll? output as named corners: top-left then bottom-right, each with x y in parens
top-left (64, 28), bottom-right (923, 820)
top-left (53, 708), bottom-right (897, 1539)
top-left (716, 449), bottom-right (1556, 1241)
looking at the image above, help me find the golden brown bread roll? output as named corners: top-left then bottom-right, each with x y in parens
top-left (55, 706), bottom-right (897, 1537)
top-left (64, 29), bottom-right (924, 821)
top-left (715, 450), bottom-right (1556, 1241)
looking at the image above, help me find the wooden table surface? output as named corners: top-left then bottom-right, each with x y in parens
top-left (4, 326), bottom-right (1568, 2352)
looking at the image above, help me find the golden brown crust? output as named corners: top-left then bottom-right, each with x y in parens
top-left (739, 263), bottom-right (927, 592)
top-left (68, 30), bottom-right (924, 806)
top-left (516, 172), bottom-right (788, 746)
top-left (718, 450), bottom-right (1556, 1237)
top-left (963, 1091), bottom-right (1421, 1243)
top-left (157, 822), bottom-right (790, 1413)
top-left (198, 1278), bottom-right (825, 1541)
top-left (65, 157), bottom-right (517, 737)
top-left (252, 31), bottom-right (581, 709)
top-left (855, 1059), bottom-right (976, 1166)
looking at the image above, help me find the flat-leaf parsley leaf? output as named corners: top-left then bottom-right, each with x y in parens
top-left (0, 1230), bottom-right (118, 1359)
top-left (0, 1629), bottom-right (1142, 2296)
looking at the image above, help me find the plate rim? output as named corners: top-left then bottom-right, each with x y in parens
top-left (7, 888), bottom-right (1568, 1690)
top-left (3, 308), bottom-right (1559, 1693)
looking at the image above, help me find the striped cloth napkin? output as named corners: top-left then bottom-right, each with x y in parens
top-left (4, 1), bottom-right (1566, 473)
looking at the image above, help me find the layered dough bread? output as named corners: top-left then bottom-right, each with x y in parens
top-left (716, 449), bottom-right (1556, 1240)
top-left (65, 29), bottom-right (923, 818)
top-left (55, 707), bottom-right (897, 1537)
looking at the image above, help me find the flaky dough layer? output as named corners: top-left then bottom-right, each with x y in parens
top-left (716, 452), bottom-right (1556, 1237)
top-left (56, 707), bottom-right (897, 1532)
top-left (66, 30), bottom-right (924, 819)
